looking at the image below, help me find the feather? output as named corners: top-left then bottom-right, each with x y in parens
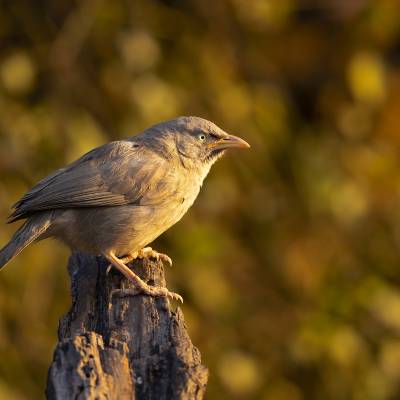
top-left (8, 140), bottom-right (175, 222)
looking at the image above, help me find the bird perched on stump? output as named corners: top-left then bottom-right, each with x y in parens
top-left (0, 117), bottom-right (250, 301)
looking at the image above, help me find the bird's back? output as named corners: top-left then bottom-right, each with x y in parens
top-left (20, 138), bottom-right (207, 256)
top-left (48, 161), bottom-right (204, 256)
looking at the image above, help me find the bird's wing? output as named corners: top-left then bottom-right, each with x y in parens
top-left (8, 140), bottom-right (174, 222)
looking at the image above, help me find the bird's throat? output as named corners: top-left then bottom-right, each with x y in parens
top-left (206, 149), bottom-right (225, 163)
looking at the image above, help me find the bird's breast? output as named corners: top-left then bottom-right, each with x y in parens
top-left (158, 174), bottom-right (202, 226)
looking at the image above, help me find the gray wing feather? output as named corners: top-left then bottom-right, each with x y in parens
top-left (8, 140), bottom-right (171, 222)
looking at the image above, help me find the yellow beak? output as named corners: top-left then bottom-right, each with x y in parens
top-left (210, 134), bottom-right (250, 150)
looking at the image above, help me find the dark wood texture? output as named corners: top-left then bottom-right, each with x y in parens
top-left (46, 253), bottom-right (208, 399)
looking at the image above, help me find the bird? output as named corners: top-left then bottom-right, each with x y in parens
top-left (0, 116), bottom-right (250, 301)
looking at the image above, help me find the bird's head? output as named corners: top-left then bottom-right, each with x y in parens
top-left (146, 116), bottom-right (250, 169)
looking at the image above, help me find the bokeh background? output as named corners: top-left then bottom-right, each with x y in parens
top-left (1, 0), bottom-right (400, 399)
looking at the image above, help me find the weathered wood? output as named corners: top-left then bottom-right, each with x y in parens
top-left (46, 253), bottom-right (208, 400)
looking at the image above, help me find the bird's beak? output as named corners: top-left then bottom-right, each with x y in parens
top-left (209, 134), bottom-right (250, 151)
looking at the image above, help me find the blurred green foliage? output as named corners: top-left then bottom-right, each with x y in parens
top-left (1, 0), bottom-right (400, 399)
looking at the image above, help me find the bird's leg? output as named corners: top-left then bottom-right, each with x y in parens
top-left (107, 252), bottom-right (138, 274)
top-left (119, 251), bottom-right (138, 264)
top-left (106, 249), bottom-right (171, 274)
top-left (105, 252), bottom-right (182, 302)
top-left (137, 246), bottom-right (173, 267)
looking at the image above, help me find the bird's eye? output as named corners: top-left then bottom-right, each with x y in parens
top-left (198, 133), bottom-right (206, 141)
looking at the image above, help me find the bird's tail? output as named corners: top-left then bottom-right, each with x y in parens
top-left (0, 212), bottom-right (53, 270)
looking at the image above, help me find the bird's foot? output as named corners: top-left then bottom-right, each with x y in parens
top-left (137, 247), bottom-right (173, 267)
top-left (112, 248), bottom-right (172, 267)
top-left (105, 252), bottom-right (180, 302)
top-left (112, 284), bottom-right (183, 303)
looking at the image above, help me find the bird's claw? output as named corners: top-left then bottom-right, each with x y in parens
top-left (165, 290), bottom-right (183, 303)
top-left (106, 263), bottom-right (113, 274)
top-left (144, 286), bottom-right (183, 303)
top-left (159, 253), bottom-right (173, 267)
top-left (138, 247), bottom-right (173, 267)
top-left (112, 286), bottom-right (183, 303)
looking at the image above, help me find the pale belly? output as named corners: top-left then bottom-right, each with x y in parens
top-left (50, 191), bottom-right (198, 257)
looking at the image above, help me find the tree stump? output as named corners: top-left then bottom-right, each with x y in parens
top-left (46, 253), bottom-right (208, 399)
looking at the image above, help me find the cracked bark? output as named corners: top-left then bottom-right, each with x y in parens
top-left (46, 253), bottom-right (208, 400)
